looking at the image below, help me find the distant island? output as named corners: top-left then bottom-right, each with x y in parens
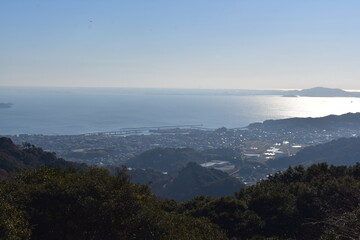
top-left (0, 102), bottom-right (13, 109)
top-left (193, 86), bottom-right (360, 97)
top-left (282, 87), bottom-right (360, 97)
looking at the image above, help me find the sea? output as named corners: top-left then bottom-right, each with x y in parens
top-left (1, 87), bottom-right (360, 136)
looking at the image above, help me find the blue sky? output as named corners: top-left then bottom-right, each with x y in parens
top-left (1, 0), bottom-right (360, 89)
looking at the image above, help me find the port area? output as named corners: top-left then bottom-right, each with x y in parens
top-left (83, 125), bottom-right (207, 136)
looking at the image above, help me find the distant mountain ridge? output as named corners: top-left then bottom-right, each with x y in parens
top-left (224, 87), bottom-right (360, 97)
top-left (283, 87), bottom-right (360, 97)
top-left (248, 112), bottom-right (360, 131)
top-left (219, 87), bottom-right (360, 97)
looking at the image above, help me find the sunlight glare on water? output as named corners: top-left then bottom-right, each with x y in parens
top-left (1, 87), bottom-right (360, 135)
top-left (271, 97), bottom-right (360, 119)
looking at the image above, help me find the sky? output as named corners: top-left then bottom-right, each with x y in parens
top-left (1, 0), bottom-right (360, 90)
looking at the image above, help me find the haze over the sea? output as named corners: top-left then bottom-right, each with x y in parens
top-left (1, 87), bottom-right (360, 135)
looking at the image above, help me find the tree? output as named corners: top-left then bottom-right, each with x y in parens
top-left (0, 166), bottom-right (227, 240)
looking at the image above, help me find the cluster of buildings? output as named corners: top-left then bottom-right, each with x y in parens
top-left (6, 126), bottom-right (360, 170)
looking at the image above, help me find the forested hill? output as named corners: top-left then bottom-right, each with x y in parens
top-left (0, 166), bottom-right (227, 240)
top-left (0, 137), bottom-right (84, 179)
top-left (269, 137), bottom-right (360, 169)
top-left (248, 112), bottom-right (360, 131)
top-left (160, 162), bottom-right (244, 201)
top-left (131, 162), bottom-right (245, 201)
top-left (127, 147), bottom-right (244, 201)
top-left (2, 160), bottom-right (360, 239)
top-left (170, 163), bottom-right (360, 240)
top-left (2, 137), bottom-right (360, 238)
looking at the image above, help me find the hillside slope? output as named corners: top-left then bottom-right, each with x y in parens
top-left (269, 137), bottom-right (360, 168)
top-left (153, 162), bottom-right (244, 201)
top-left (0, 137), bottom-right (84, 179)
top-left (248, 112), bottom-right (360, 131)
top-left (126, 148), bottom-right (206, 173)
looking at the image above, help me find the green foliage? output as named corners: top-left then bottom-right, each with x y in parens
top-left (0, 190), bottom-right (30, 240)
top-left (172, 163), bottom-right (360, 240)
top-left (182, 196), bottom-right (262, 238)
top-left (320, 207), bottom-right (360, 240)
top-left (3, 138), bottom-right (360, 239)
top-left (0, 167), bottom-right (227, 240)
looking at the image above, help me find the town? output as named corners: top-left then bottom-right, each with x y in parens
top-left (7, 124), bottom-right (360, 168)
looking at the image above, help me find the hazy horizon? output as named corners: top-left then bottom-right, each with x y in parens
top-left (0, 85), bottom-right (360, 92)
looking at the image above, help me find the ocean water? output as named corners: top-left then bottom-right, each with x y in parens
top-left (1, 87), bottom-right (360, 135)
